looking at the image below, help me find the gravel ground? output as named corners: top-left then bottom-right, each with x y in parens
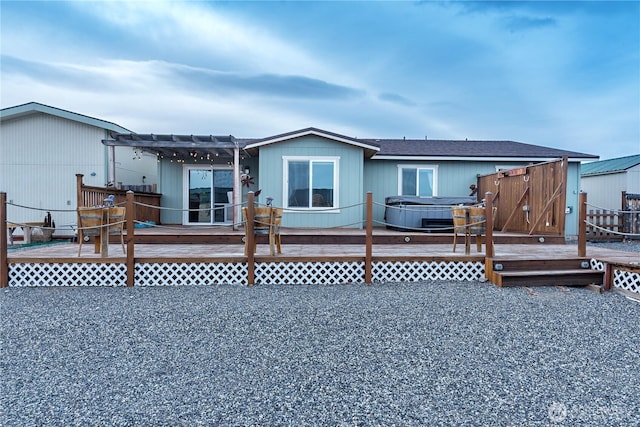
top-left (1, 282), bottom-right (639, 426)
top-left (585, 239), bottom-right (640, 253)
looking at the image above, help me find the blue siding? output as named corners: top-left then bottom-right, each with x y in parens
top-left (258, 136), bottom-right (364, 228)
top-left (364, 159), bottom-right (581, 236)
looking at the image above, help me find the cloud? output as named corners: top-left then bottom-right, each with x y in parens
top-left (378, 93), bottom-right (416, 107)
top-left (1, 54), bottom-right (365, 102)
top-left (500, 15), bottom-right (556, 33)
top-left (168, 64), bottom-right (366, 100)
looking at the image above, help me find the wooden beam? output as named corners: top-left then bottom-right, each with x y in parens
top-left (1, 192), bottom-right (8, 287)
top-left (126, 191), bottom-right (135, 287)
top-left (246, 192), bottom-right (255, 285)
top-left (578, 192), bottom-right (587, 257)
top-left (365, 192), bottom-right (372, 284)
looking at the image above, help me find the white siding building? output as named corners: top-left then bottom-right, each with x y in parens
top-left (581, 154), bottom-right (640, 210)
top-left (0, 102), bottom-right (157, 235)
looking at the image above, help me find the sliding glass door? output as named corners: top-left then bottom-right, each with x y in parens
top-left (184, 167), bottom-right (233, 225)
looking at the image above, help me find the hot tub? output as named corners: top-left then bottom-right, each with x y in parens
top-left (384, 196), bottom-right (477, 232)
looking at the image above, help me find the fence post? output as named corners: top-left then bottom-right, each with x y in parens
top-left (126, 191), bottom-right (135, 287)
top-left (1, 192), bottom-right (8, 288)
top-left (621, 191), bottom-right (627, 238)
top-left (485, 192), bottom-right (494, 258)
top-left (578, 192), bottom-right (587, 257)
top-left (365, 192), bottom-right (373, 285)
top-left (604, 263), bottom-right (613, 291)
top-left (246, 192), bottom-right (255, 286)
top-left (76, 174), bottom-right (84, 243)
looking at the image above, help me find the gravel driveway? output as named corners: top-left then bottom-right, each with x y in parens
top-left (1, 282), bottom-right (639, 426)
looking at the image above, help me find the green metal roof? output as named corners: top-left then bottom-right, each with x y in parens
top-left (581, 154), bottom-right (640, 176)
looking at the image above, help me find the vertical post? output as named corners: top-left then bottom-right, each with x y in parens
top-left (246, 192), bottom-right (255, 286)
top-left (365, 192), bottom-right (373, 285)
top-left (76, 174), bottom-right (84, 243)
top-left (621, 191), bottom-right (627, 238)
top-left (578, 192), bottom-right (587, 257)
top-left (485, 192), bottom-right (494, 258)
top-left (0, 192), bottom-right (8, 288)
top-left (604, 263), bottom-right (612, 291)
top-left (126, 191), bottom-right (135, 287)
top-left (464, 209), bottom-right (471, 255)
top-left (233, 145), bottom-right (240, 231)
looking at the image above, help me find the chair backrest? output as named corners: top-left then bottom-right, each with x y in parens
top-left (253, 207), bottom-right (272, 235)
top-left (451, 206), bottom-right (468, 230)
top-left (108, 207), bottom-right (126, 235)
top-left (78, 207), bottom-right (103, 237)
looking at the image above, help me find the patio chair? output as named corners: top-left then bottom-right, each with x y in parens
top-left (77, 207), bottom-right (103, 256)
top-left (77, 206), bottom-right (126, 256)
top-left (452, 206), bottom-right (495, 253)
top-left (243, 206), bottom-right (282, 256)
top-left (452, 206), bottom-right (470, 253)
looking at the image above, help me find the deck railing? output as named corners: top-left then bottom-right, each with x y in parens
top-left (76, 174), bottom-right (161, 225)
top-left (2, 190), bottom-right (639, 291)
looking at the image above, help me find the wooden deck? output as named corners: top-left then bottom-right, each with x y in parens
top-left (7, 236), bottom-right (638, 266)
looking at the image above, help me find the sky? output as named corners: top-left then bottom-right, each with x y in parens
top-left (1, 0), bottom-right (639, 160)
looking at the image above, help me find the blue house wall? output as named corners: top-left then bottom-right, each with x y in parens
top-left (257, 135), bottom-right (364, 228)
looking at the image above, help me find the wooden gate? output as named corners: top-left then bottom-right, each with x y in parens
top-left (476, 157), bottom-right (567, 236)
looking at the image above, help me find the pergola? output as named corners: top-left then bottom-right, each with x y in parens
top-left (102, 133), bottom-right (252, 225)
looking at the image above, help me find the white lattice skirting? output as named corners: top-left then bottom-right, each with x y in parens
top-left (8, 260), bottom-right (485, 286)
top-left (372, 261), bottom-right (484, 283)
top-left (9, 263), bottom-right (127, 287)
top-left (613, 268), bottom-right (640, 294)
top-left (590, 259), bottom-right (640, 294)
top-left (135, 262), bottom-right (248, 286)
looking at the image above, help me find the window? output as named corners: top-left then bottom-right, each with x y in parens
top-left (398, 165), bottom-right (438, 197)
top-left (284, 157), bottom-right (338, 208)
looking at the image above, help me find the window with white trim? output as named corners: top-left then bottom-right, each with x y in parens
top-left (398, 165), bottom-right (438, 197)
top-left (284, 156), bottom-right (338, 208)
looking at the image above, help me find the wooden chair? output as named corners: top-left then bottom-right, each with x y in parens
top-left (243, 206), bottom-right (282, 256)
top-left (452, 206), bottom-right (496, 253)
top-left (77, 207), bottom-right (103, 256)
top-left (77, 206), bottom-right (126, 256)
top-left (452, 206), bottom-right (470, 253)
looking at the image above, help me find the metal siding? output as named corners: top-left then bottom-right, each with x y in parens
top-left (627, 165), bottom-right (640, 194)
top-left (259, 136), bottom-right (363, 228)
top-left (581, 172), bottom-right (627, 211)
top-left (159, 160), bottom-right (184, 224)
top-left (1, 113), bottom-right (106, 231)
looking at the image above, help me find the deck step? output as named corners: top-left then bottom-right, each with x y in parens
top-left (493, 269), bottom-right (604, 287)
top-left (490, 258), bottom-right (592, 272)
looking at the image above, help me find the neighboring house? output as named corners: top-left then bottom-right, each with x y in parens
top-left (580, 154), bottom-right (640, 211)
top-left (0, 102), bottom-right (158, 231)
top-left (105, 127), bottom-right (598, 237)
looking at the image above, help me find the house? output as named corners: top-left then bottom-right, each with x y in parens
top-left (580, 154), bottom-right (640, 211)
top-left (104, 127), bottom-right (598, 237)
top-left (0, 102), bottom-right (158, 232)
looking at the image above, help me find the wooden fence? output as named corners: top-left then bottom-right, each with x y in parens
top-left (476, 157), bottom-right (567, 236)
top-left (584, 192), bottom-right (640, 241)
top-left (76, 174), bottom-right (161, 225)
